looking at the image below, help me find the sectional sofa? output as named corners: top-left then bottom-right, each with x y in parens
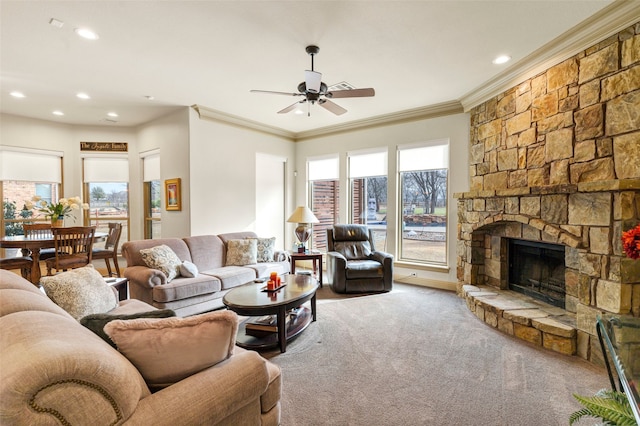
top-left (0, 269), bottom-right (282, 425)
top-left (122, 232), bottom-right (290, 316)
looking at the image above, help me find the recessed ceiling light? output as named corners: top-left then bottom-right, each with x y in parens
top-left (74, 28), bottom-right (99, 40)
top-left (107, 112), bottom-right (118, 117)
top-left (10, 91), bottom-right (25, 98)
top-left (52, 110), bottom-right (64, 116)
top-left (76, 92), bottom-right (90, 99)
top-left (492, 55), bottom-right (511, 65)
top-left (145, 95), bottom-right (155, 101)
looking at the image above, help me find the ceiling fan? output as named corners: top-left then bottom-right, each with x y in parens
top-left (250, 45), bottom-right (375, 116)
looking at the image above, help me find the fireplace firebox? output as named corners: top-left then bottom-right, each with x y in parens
top-left (508, 239), bottom-right (566, 308)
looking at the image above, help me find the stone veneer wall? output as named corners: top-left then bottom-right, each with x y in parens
top-left (455, 22), bottom-right (640, 363)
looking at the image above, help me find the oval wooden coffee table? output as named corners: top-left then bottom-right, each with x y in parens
top-left (223, 273), bottom-right (318, 353)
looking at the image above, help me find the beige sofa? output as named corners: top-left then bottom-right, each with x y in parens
top-left (122, 232), bottom-right (290, 316)
top-left (0, 269), bottom-right (282, 425)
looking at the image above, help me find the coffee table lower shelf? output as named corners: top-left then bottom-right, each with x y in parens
top-left (236, 306), bottom-right (312, 351)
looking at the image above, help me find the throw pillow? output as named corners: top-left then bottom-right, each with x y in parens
top-left (104, 310), bottom-right (238, 390)
top-left (40, 265), bottom-right (118, 320)
top-left (140, 244), bottom-right (182, 282)
top-left (80, 309), bottom-right (176, 348)
top-left (179, 260), bottom-right (198, 278)
top-left (254, 237), bottom-right (276, 262)
top-left (225, 238), bottom-right (257, 266)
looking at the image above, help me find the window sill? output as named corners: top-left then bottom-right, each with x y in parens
top-left (394, 261), bottom-right (450, 273)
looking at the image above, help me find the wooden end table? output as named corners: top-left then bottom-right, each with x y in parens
top-left (223, 274), bottom-right (318, 353)
top-left (106, 277), bottom-right (128, 301)
top-left (289, 251), bottom-right (323, 288)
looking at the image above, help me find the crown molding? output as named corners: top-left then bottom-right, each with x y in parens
top-left (193, 101), bottom-right (464, 142)
top-left (459, 0), bottom-right (640, 112)
top-left (191, 105), bottom-right (294, 139)
top-left (293, 101), bottom-right (464, 141)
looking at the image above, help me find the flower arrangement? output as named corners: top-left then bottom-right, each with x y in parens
top-left (24, 195), bottom-right (89, 222)
top-left (622, 224), bottom-right (640, 260)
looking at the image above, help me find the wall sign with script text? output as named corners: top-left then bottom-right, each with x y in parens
top-left (80, 142), bottom-right (128, 152)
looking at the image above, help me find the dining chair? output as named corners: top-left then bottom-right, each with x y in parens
top-left (91, 222), bottom-right (122, 277)
top-left (45, 226), bottom-right (96, 276)
top-left (0, 255), bottom-right (33, 280)
top-left (23, 223), bottom-right (56, 260)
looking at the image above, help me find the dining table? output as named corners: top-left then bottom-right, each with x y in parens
top-left (0, 231), bottom-right (107, 284)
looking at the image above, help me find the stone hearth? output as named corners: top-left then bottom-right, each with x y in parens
top-left (455, 22), bottom-right (640, 364)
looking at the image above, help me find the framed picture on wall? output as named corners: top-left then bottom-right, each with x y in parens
top-left (165, 178), bottom-right (181, 211)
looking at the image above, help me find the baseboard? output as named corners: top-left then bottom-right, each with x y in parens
top-left (394, 276), bottom-right (457, 292)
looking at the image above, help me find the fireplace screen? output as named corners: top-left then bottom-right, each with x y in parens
top-left (508, 239), bottom-right (565, 308)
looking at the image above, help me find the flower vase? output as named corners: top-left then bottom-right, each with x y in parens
top-left (51, 216), bottom-right (64, 227)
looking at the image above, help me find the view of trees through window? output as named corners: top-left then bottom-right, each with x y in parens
top-left (1, 180), bottom-right (57, 237)
top-left (400, 169), bottom-right (447, 264)
top-left (85, 182), bottom-right (129, 251)
top-left (145, 180), bottom-right (162, 239)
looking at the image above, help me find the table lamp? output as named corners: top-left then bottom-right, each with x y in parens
top-left (287, 206), bottom-right (319, 252)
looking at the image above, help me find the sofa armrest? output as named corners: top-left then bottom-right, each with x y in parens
top-left (372, 251), bottom-right (394, 291)
top-left (124, 266), bottom-right (167, 305)
top-left (123, 350), bottom-right (270, 426)
top-left (326, 251), bottom-right (347, 292)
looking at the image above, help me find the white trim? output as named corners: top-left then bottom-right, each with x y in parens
top-left (0, 145), bottom-right (63, 157)
top-left (140, 148), bottom-right (160, 158)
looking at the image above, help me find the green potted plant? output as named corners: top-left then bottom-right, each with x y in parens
top-left (570, 389), bottom-right (637, 425)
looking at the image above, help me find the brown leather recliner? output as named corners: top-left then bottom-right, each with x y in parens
top-left (326, 224), bottom-right (393, 293)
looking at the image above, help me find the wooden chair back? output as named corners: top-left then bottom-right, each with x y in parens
top-left (104, 222), bottom-right (123, 251)
top-left (46, 226), bottom-right (96, 275)
top-left (23, 223), bottom-right (53, 238)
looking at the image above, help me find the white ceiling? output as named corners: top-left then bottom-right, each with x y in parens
top-left (0, 1), bottom-right (629, 135)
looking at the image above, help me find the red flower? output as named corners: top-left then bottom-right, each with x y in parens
top-left (622, 224), bottom-right (640, 260)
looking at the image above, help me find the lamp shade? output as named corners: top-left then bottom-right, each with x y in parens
top-left (287, 206), bottom-right (319, 224)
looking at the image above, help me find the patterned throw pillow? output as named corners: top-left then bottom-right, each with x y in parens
top-left (140, 244), bottom-right (182, 282)
top-left (225, 239), bottom-right (257, 266)
top-left (40, 265), bottom-right (118, 320)
top-left (254, 237), bottom-right (276, 262)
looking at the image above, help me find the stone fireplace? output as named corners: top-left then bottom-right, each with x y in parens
top-left (455, 22), bottom-right (640, 364)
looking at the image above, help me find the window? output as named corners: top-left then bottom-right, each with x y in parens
top-left (308, 156), bottom-right (339, 252)
top-left (398, 141), bottom-right (449, 265)
top-left (349, 150), bottom-right (388, 251)
top-left (83, 156), bottom-right (129, 251)
top-left (142, 152), bottom-right (161, 239)
top-left (0, 148), bottom-right (62, 239)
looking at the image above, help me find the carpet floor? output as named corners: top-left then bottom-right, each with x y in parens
top-left (260, 283), bottom-right (609, 426)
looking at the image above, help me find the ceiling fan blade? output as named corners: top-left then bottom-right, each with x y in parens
top-left (327, 88), bottom-right (375, 98)
top-left (305, 70), bottom-right (322, 93)
top-left (277, 100), bottom-right (305, 114)
top-left (250, 90), bottom-right (301, 96)
top-left (319, 99), bottom-right (347, 116)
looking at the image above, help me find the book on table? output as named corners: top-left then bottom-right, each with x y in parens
top-left (245, 313), bottom-right (293, 335)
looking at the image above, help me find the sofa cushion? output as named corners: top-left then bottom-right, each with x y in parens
top-left (80, 309), bottom-right (176, 348)
top-left (334, 241), bottom-right (372, 260)
top-left (201, 266), bottom-right (256, 290)
top-left (40, 265), bottom-right (118, 320)
top-left (182, 235), bottom-right (226, 271)
top-left (345, 260), bottom-right (384, 279)
top-left (152, 275), bottom-right (221, 303)
top-left (140, 244), bottom-right (182, 282)
top-left (226, 239), bottom-right (257, 266)
top-left (104, 310), bottom-right (238, 390)
top-left (254, 237), bottom-right (276, 262)
top-left (179, 260), bottom-right (199, 278)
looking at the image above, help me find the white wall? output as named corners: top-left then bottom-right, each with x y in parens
top-left (295, 113), bottom-right (470, 284)
top-left (188, 108), bottom-right (296, 243)
top-left (135, 109), bottom-right (191, 238)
